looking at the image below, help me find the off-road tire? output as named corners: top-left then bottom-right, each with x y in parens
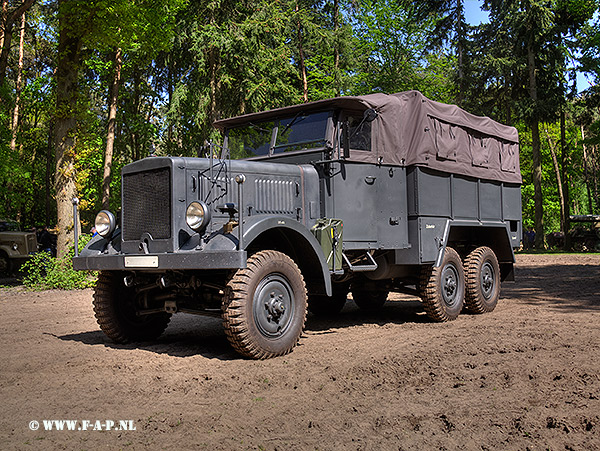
top-left (308, 283), bottom-right (349, 317)
top-left (93, 271), bottom-right (171, 343)
top-left (351, 281), bottom-right (388, 311)
top-left (420, 247), bottom-right (465, 322)
top-left (464, 246), bottom-right (500, 313)
top-left (222, 250), bottom-right (307, 359)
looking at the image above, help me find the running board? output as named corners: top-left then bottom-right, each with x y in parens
top-left (342, 252), bottom-right (378, 272)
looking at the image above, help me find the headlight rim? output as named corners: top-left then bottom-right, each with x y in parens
top-left (186, 201), bottom-right (211, 233)
top-left (95, 210), bottom-right (117, 238)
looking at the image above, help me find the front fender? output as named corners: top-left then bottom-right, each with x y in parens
top-left (239, 216), bottom-right (332, 296)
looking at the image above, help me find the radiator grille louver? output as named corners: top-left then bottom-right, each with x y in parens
top-left (255, 179), bottom-right (295, 214)
top-left (122, 167), bottom-right (171, 241)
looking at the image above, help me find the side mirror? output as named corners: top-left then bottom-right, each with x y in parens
top-left (342, 120), bottom-right (350, 159)
top-left (363, 108), bottom-right (378, 122)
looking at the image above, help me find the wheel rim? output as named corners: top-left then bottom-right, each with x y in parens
top-left (480, 261), bottom-right (495, 300)
top-left (253, 273), bottom-right (295, 338)
top-left (0, 257), bottom-right (8, 273)
top-left (441, 263), bottom-right (460, 307)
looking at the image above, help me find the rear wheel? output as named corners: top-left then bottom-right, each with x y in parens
top-left (93, 271), bottom-right (171, 343)
top-left (420, 247), bottom-right (465, 322)
top-left (222, 250), bottom-right (307, 359)
top-left (351, 280), bottom-right (388, 311)
top-left (464, 246), bottom-right (500, 313)
top-left (308, 283), bottom-right (349, 317)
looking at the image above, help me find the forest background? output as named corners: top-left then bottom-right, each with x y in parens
top-left (1, 0), bottom-right (599, 256)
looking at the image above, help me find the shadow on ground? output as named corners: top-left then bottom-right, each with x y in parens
top-left (56, 260), bottom-right (599, 359)
top-left (505, 263), bottom-right (600, 312)
top-left (56, 298), bottom-right (429, 360)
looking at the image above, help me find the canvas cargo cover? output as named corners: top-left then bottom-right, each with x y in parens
top-left (214, 90), bottom-right (521, 184)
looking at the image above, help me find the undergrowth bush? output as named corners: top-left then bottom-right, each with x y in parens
top-left (20, 234), bottom-right (97, 290)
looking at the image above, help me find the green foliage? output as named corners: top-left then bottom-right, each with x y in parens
top-left (349, 0), bottom-right (455, 99)
top-left (20, 235), bottom-right (97, 291)
top-left (1, 0), bottom-right (599, 254)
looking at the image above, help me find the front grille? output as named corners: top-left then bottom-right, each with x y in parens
top-left (122, 167), bottom-right (171, 241)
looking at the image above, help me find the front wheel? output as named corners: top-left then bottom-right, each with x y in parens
top-left (464, 246), bottom-right (500, 313)
top-left (222, 250), bottom-right (307, 359)
top-left (420, 247), bottom-right (465, 322)
top-left (93, 271), bottom-right (171, 343)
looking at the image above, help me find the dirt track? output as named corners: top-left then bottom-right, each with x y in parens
top-left (1, 253), bottom-right (599, 450)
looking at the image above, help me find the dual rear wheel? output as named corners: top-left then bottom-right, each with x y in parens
top-left (421, 246), bottom-right (500, 322)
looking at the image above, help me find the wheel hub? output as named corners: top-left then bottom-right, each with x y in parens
top-left (265, 293), bottom-right (286, 321)
top-left (253, 274), bottom-right (294, 338)
top-left (444, 275), bottom-right (457, 296)
top-left (481, 262), bottom-right (495, 299)
top-left (441, 263), bottom-right (460, 307)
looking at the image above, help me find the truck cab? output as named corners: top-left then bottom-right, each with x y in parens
top-left (74, 91), bottom-right (522, 359)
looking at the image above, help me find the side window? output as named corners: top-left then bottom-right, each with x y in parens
top-left (347, 116), bottom-right (372, 151)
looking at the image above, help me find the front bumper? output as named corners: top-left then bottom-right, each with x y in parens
top-left (73, 250), bottom-right (247, 271)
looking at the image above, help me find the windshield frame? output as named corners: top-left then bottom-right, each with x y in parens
top-left (224, 110), bottom-right (334, 160)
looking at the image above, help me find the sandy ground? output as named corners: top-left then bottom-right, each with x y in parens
top-left (0, 253), bottom-right (599, 450)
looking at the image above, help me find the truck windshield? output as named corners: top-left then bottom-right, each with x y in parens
top-left (226, 111), bottom-right (330, 158)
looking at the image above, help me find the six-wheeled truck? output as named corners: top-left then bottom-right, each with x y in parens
top-left (73, 91), bottom-right (522, 359)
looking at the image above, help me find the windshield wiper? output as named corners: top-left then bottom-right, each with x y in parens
top-left (247, 122), bottom-right (271, 133)
top-left (279, 112), bottom-right (306, 137)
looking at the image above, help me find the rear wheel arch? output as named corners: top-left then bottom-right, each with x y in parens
top-left (444, 224), bottom-right (515, 281)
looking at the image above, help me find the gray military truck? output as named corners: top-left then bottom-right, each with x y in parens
top-left (73, 91), bottom-right (522, 359)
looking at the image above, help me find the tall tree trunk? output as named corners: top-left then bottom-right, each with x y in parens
top-left (54, 0), bottom-right (83, 257)
top-left (10, 11), bottom-right (25, 152)
top-left (333, 0), bottom-right (340, 97)
top-left (46, 127), bottom-right (53, 226)
top-left (167, 58), bottom-right (173, 154)
top-left (296, 3), bottom-right (308, 102)
top-left (559, 109), bottom-right (570, 249)
top-left (209, 46), bottom-right (217, 123)
top-left (455, 0), bottom-right (464, 106)
top-left (580, 124), bottom-right (594, 213)
top-left (528, 39), bottom-right (544, 249)
top-left (0, 0), bottom-right (8, 58)
top-left (132, 67), bottom-right (140, 160)
top-left (102, 47), bottom-right (122, 210)
top-left (0, 0), bottom-right (35, 85)
top-left (544, 127), bottom-right (565, 240)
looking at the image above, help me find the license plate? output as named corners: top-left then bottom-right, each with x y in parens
top-left (124, 256), bottom-right (159, 268)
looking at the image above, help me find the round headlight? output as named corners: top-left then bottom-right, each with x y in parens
top-left (186, 201), bottom-right (211, 232)
top-left (95, 210), bottom-right (116, 238)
